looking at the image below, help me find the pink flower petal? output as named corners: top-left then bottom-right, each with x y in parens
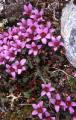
top-left (14, 61), bottom-right (18, 65)
top-left (20, 59), bottom-right (26, 65)
top-left (26, 44), bottom-right (31, 49)
top-left (41, 84), bottom-right (45, 89)
top-left (38, 45), bottom-right (42, 49)
top-left (55, 105), bottom-right (60, 112)
top-left (21, 18), bottom-right (26, 25)
top-left (54, 47), bottom-right (58, 51)
top-left (36, 27), bottom-right (40, 33)
top-left (27, 19), bottom-right (33, 26)
top-left (51, 36), bottom-right (56, 41)
top-left (22, 66), bottom-right (26, 71)
top-left (50, 87), bottom-right (55, 92)
top-left (24, 5), bottom-right (28, 12)
top-left (31, 42), bottom-right (36, 47)
top-left (56, 94), bottom-right (61, 100)
top-left (40, 9), bottom-right (44, 15)
top-left (43, 108), bottom-right (46, 112)
top-left (34, 35), bottom-right (41, 40)
top-left (47, 92), bottom-right (51, 98)
top-left (72, 102), bottom-right (76, 107)
top-left (38, 113), bottom-right (42, 119)
top-left (60, 42), bottom-right (64, 46)
top-left (32, 9), bottom-right (38, 14)
top-left (38, 101), bottom-right (43, 107)
top-left (28, 3), bottom-right (32, 10)
top-left (45, 111), bottom-right (50, 117)
top-left (61, 101), bottom-right (66, 107)
top-left (27, 28), bottom-right (32, 34)
top-left (41, 38), bottom-right (47, 44)
top-left (41, 91), bottom-right (46, 96)
top-left (66, 96), bottom-right (71, 101)
top-left (30, 15), bottom-right (35, 19)
top-left (18, 69), bottom-right (22, 74)
top-left (46, 21), bottom-right (51, 28)
top-left (50, 28), bottom-right (55, 33)
top-left (46, 33), bottom-right (51, 39)
top-left (48, 83), bottom-right (51, 87)
top-left (42, 29), bottom-right (48, 34)
top-left (32, 110), bottom-right (38, 115)
top-left (11, 72), bottom-right (16, 78)
top-left (48, 42), bottom-right (54, 47)
top-left (32, 104), bottom-right (37, 109)
top-left (73, 117), bottom-right (76, 120)
top-left (33, 51), bottom-right (38, 56)
top-left (28, 49), bottom-right (33, 55)
top-left (57, 36), bottom-right (61, 40)
top-left (50, 98), bottom-right (55, 104)
top-left (69, 107), bottom-right (74, 114)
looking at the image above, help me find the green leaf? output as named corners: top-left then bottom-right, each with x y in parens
top-left (67, 76), bottom-right (76, 91)
top-left (23, 91), bottom-right (31, 98)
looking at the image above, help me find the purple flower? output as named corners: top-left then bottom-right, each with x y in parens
top-left (6, 59), bottom-right (27, 78)
top-left (41, 83), bottom-right (55, 98)
top-left (10, 26), bottom-right (19, 36)
top-left (65, 96), bottom-right (76, 114)
top-left (14, 40), bottom-right (25, 52)
top-left (4, 50), bottom-right (17, 62)
top-left (0, 33), bottom-right (4, 39)
top-left (43, 111), bottom-right (55, 120)
top-left (17, 32), bottom-right (28, 41)
top-left (50, 94), bottom-right (66, 112)
top-left (48, 36), bottom-right (64, 51)
top-left (35, 27), bottom-right (51, 44)
top-left (32, 101), bottom-right (47, 119)
top-left (13, 59), bottom-right (27, 75)
top-left (26, 42), bottom-right (42, 56)
top-left (23, 3), bottom-right (33, 16)
top-left (26, 19), bottom-right (38, 34)
top-left (17, 18), bottom-right (26, 27)
top-left (30, 9), bottom-right (44, 21)
top-left (6, 64), bottom-right (16, 78)
top-left (46, 21), bottom-right (52, 28)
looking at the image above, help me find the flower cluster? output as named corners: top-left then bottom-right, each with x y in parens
top-left (0, 3), bottom-right (63, 78)
top-left (32, 101), bottom-right (55, 120)
top-left (32, 83), bottom-right (76, 120)
top-left (6, 59), bottom-right (26, 78)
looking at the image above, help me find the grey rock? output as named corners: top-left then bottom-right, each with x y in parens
top-left (61, 0), bottom-right (76, 67)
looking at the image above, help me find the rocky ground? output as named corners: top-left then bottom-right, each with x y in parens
top-left (0, 0), bottom-right (76, 120)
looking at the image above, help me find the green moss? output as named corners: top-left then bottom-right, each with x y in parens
top-left (4, 106), bottom-right (34, 120)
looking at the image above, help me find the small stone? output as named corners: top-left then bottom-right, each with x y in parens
top-left (0, 22), bottom-right (4, 28)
